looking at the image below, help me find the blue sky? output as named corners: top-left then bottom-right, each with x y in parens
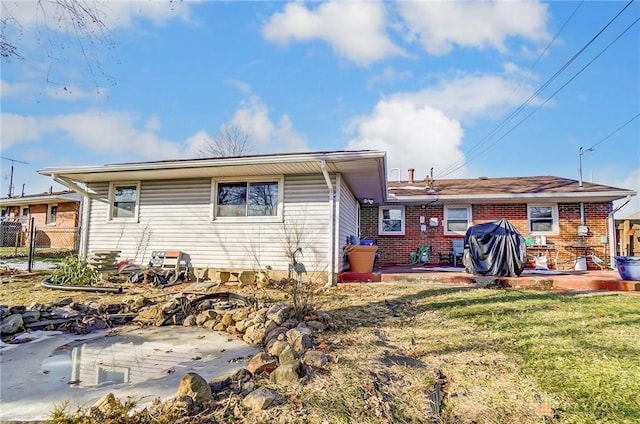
top-left (1, 0), bottom-right (639, 215)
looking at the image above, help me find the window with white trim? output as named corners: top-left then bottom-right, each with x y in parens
top-left (20, 206), bottom-right (29, 224)
top-left (109, 182), bottom-right (140, 221)
top-left (528, 204), bottom-right (559, 234)
top-left (378, 206), bottom-right (405, 235)
top-left (444, 206), bottom-right (472, 235)
top-left (47, 204), bottom-right (57, 225)
top-left (212, 177), bottom-right (282, 220)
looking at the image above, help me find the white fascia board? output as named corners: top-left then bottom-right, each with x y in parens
top-left (0, 193), bottom-right (81, 206)
top-left (37, 151), bottom-right (387, 181)
top-left (388, 190), bottom-right (636, 203)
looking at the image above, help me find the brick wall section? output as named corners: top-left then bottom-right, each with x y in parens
top-left (3, 202), bottom-right (79, 248)
top-left (360, 202), bottom-right (613, 270)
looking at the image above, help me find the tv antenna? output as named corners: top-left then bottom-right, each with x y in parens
top-left (1, 156), bottom-right (30, 198)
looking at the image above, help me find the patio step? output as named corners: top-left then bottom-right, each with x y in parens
top-left (338, 268), bottom-right (640, 292)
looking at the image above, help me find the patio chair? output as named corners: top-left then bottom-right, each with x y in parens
top-left (438, 239), bottom-right (465, 267)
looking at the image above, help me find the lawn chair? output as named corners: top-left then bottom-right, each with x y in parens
top-left (438, 239), bottom-right (465, 267)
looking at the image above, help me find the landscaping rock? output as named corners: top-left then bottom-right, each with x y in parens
top-left (270, 361), bottom-right (301, 386)
top-left (209, 376), bottom-right (231, 393)
top-left (21, 310), bottom-right (40, 324)
top-left (175, 372), bottom-right (212, 404)
top-left (92, 392), bottom-right (117, 415)
top-left (301, 350), bottom-right (329, 368)
top-left (0, 313), bottom-right (23, 335)
top-left (243, 387), bottom-right (279, 411)
top-left (183, 315), bottom-right (197, 326)
top-left (306, 320), bottom-right (326, 332)
top-left (134, 304), bottom-right (164, 323)
top-left (243, 325), bottom-right (266, 345)
top-left (266, 303), bottom-right (293, 325)
top-left (278, 345), bottom-right (300, 364)
top-left (9, 305), bottom-right (26, 314)
top-left (246, 352), bottom-right (278, 375)
top-left (266, 339), bottom-right (290, 357)
top-left (221, 312), bottom-right (234, 326)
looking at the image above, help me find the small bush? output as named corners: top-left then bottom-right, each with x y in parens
top-left (50, 255), bottom-right (101, 286)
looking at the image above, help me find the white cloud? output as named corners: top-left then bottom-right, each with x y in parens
top-left (346, 99), bottom-right (465, 179)
top-left (0, 80), bottom-right (31, 98)
top-left (49, 110), bottom-right (183, 159)
top-left (225, 79), bottom-right (252, 95)
top-left (229, 96), bottom-right (308, 153)
top-left (0, 113), bottom-right (42, 148)
top-left (263, 1), bottom-right (404, 66)
top-left (393, 71), bottom-right (541, 122)
top-left (397, 1), bottom-right (550, 55)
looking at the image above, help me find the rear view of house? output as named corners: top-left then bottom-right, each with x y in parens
top-left (38, 151), bottom-right (388, 286)
top-left (363, 170), bottom-right (636, 271)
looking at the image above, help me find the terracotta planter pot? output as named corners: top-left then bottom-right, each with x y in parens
top-left (346, 245), bottom-right (378, 273)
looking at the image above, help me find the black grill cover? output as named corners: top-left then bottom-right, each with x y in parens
top-left (462, 218), bottom-right (526, 277)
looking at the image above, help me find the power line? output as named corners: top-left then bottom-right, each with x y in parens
top-left (437, 1), bottom-right (585, 177)
top-left (436, 0), bottom-right (637, 178)
top-left (586, 112), bottom-right (640, 151)
top-left (439, 16), bottom-right (640, 177)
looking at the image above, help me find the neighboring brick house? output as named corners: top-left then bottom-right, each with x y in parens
top-left (360, 170), bottom-right (636, 271)
top-left (0, 190), bottom-right (81, 249)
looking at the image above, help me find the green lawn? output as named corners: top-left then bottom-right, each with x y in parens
top-left (0, 246), bottom-right (75, 260)
top-left (421, 289), bottom-right (640, 423)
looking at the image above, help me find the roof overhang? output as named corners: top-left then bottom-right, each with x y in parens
top-left (0, 192), bottom-right (81, 207)
top-left (38, 151), bottom-right (389, 205)
top-left (388, 191), bottom-right (636, 204)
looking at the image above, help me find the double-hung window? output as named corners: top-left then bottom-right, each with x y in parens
top-left (213, 177), bottom-right (282, 220)
top-left (109, 182), bottom-right (140, 221)
top-left (20, 206), bottom-right (29, 224)
top-left (47, 205), bottom-right (57, 225)
top-left (528, 204), bottom-right (558, 234)
top-left (444, 206), bottom-right (472, 235)
top-left (378, 206), bottom-right (405, 235)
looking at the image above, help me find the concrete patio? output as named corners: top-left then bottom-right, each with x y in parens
top-left (338, 265), bottom-right (640, 292)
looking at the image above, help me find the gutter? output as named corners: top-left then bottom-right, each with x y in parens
top-left (39, 150), bottom-right (387, 179)
top-left (320, 159), bottom-right (335, 287)
top-left (608, 195), bottom-right (632, 268)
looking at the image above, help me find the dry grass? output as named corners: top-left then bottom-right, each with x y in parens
top-left (3, 273), bottom-right (639, 424)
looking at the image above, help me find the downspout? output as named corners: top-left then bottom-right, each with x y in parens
top-left (608, 196), bottom-right (632, 268)
top-left (78, 194), bottom-right (91, 259)
top-left (320, 160), bottom-right (335, 287)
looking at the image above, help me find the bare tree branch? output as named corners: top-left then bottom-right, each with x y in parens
top-left (1, 0), bottom-right (115, 85)
top-left (199, 125), bottom-right (253, 158)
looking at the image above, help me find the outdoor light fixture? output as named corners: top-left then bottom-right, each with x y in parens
top-left (363, 198), bottom-right (374, 204)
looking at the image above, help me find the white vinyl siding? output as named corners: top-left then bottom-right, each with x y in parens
top-left (337, 176), bottom-right (358, 271)
top-left (85, 175), bottom-right (331, 273)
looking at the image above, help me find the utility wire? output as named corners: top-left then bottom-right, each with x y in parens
top-left (436, 0), bottom-right (637, 178)
top-left (440, 16), bottom-right (640, 177)
top-left (437, 1), bottom-right (585, 177)
top-left (586, 112), bottom-right (640, 151)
